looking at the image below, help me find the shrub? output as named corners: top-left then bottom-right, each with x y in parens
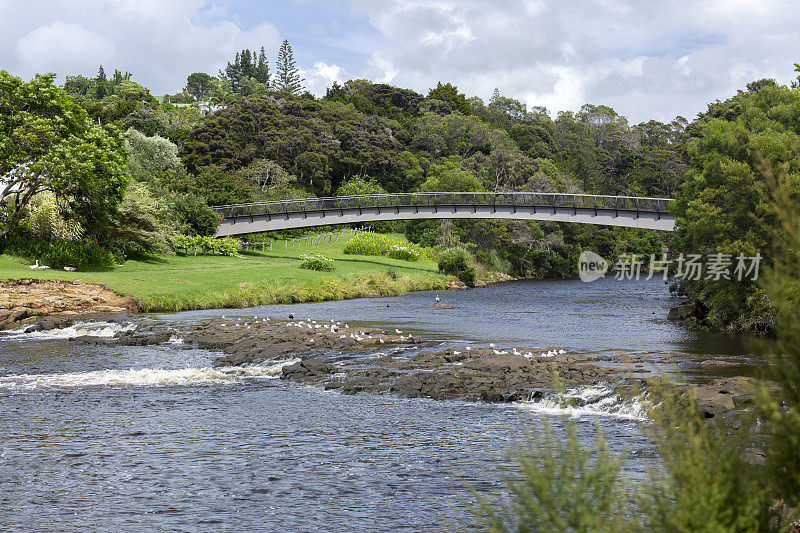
top-left (1, 232), bottom-right (120, 269)
top-left (387, 243), bottom-right (421, 261)
top-left (343, 232), bottom-right (392, 256)
top-left (299, 253), bottom-right (334, 271)
top-left (344, 233), bottom-right (423, 262)
top-left (172, 235), bottom-right (238, 256)
top-left (437, 247), bottom-right (470, 274)
top-left (457, 265), bottom-right (476, 287)
top-left (438, 247), bottom-right (475, 287)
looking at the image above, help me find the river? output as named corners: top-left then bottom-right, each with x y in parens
top-left (0, 277), bottom-right (757, 531)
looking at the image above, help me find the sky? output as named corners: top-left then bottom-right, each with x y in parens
top-left (2, 0), bottom-right (799, 123)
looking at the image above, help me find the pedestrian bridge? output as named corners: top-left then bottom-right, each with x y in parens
top-left (213, 192), bottom-right (675, 237)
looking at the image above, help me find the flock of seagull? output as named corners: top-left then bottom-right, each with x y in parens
top-left (212, 315), bottom-right (567, 358)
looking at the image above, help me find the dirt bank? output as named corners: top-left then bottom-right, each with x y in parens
top-left (0, 279), bottom-right (138, 330)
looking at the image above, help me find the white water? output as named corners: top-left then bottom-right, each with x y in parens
top-left (519, 383), bottom-right (648, 420)
top-left (0, 321), bottom-right (136, 341)
top-left (0, 358), bottom-right (300, 391)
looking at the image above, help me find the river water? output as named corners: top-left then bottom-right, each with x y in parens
top-left (0, 278), bottom-right (757, 532)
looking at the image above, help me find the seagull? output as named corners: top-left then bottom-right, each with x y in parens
top-left (379, 338), bottom-right (385, 344)
top-left (558, 349), bottom-right (566, 354)
top-left (465, 346), bottom-right (471, 351)
top-left (308, 338), bottom-right (315, 344)
top-left (435, 295), bottom-right (441, 303)
top-left (489, 343), bottom-right (496, 349)
top-left (395, 329), bottom-right (402, 334)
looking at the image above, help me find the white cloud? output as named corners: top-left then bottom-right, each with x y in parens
top-left (16, 22), bottom-right (116, 75)
top-left (349, 0), bottom-right (800, 122)
top-left (302, 61), bottom-right (348, 95)
top-left (3, 0), bottom-right (281, 94)
top-left (3, 0), bottom-right (799, 122)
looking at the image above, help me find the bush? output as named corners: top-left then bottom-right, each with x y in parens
top-left (438, 247), bottom-right (475, 287)
top-left (457, 265), bottom-right (476, 287)
top-left (299, 253), bottom-right (334, 271)
top-left (166, 192), bottom-right (220, 236)
top-left (1, 232), bottom-right (120, 269)
top-left (437, 247), bottom-right (470, 274)
top-left (387, 243), bottom-right (421, 261)
top-left (172, 235), bottom-right (238, 256)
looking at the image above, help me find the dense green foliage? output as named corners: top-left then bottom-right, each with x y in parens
top-left (0, 71), bottom-right (129, 239)
top-left (671, 81), bottom-right (800, 334)
top-left (1, 231), bottom-right (120, 269)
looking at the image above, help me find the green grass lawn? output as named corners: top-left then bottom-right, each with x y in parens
top-left (0, 233), bottom-right (448, 311)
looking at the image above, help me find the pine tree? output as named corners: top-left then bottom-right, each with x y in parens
top-left (255, 46), bottom-right (270, 85)
top-left (274, 39), bottom-right (304, 95)
top-left (95, 65), bottom-right (108, 99)
top-left (240, 49), bottom-right (254, 78)
top-left (490, 87), bottom-right (501, 104)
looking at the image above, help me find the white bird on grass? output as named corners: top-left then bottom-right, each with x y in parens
top-left (395, 329), bottom-right (402, 334)
top-left (63, 266), bottom-right (76, 272)
top-left (29, 260), bottom-right (39, 270)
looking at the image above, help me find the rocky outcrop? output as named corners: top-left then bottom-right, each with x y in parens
top-left (281, 359), bottom-right (335, 380)
top-left (199, 318), bottom-right (421, 366)
top-left (0, 279), bottom-right (137, 330)
top-left (686, 376), bottom-right (762, 418)
top-left (667, 299), bottom-right (703, 322)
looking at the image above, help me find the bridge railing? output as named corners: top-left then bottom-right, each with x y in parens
top-left (212, 192), bottom-right (674, 219)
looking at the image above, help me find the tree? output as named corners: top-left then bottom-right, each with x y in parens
top-left (125, 128), bottom-right (180, 181)
top-left (122, 109), bottom-right (167, 137)
top-left (336, 176), bottom-right (387, 196)
top-left (0, 71), bottom-right (129, 237)
top-left (254, 47), bottom-right (270, 84)
top-left (419, 156), bottom-right (483, 192)
top-left (274, 39), bottom-right (304, 95)
top-left (95, 65), bottom-right (108, 99)
top-left (427, 82), bottom-right (471, 114)
top-left (671, 81), bottom-right (800, 334)
top-left (236, 159), bottom-right (296, 198)
top-left (185, 72), bottom-right (216, 100)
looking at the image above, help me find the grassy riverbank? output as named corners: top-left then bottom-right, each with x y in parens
top-left (0, 234), bottom-right (449, 312)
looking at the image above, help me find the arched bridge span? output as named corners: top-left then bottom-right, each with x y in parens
top-left (213, 192), bottom-right (675, 237)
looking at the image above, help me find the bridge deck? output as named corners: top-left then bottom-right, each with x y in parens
top-left (213, 192), bottom-right (675, 236)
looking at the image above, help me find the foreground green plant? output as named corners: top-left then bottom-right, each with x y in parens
top-left (469, 419), bottom-right (636, 532)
